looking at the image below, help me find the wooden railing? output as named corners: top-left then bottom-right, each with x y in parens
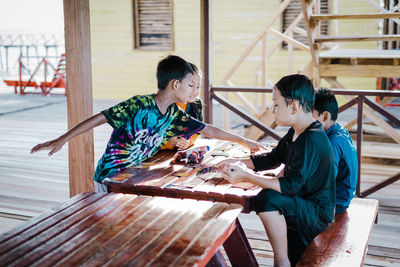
top-left (211, 86), bottom-right (400, 198)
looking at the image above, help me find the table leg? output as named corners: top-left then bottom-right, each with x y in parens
top-left (206, 249), bottom-right (228, 267)
top-left (223, 218), bottom-right (259, 267)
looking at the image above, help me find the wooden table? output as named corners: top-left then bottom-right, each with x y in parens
top-left (105, 139), bottom-right (281, 213)
top-left (104, 138), bottom-right (282, 266)
top-left (0, 192), bottom-right (243, 267)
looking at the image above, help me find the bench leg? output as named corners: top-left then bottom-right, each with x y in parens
top-left (223, 218), bottom-right (259, 267)
top-left (206, 250), bottom-right (228, 267)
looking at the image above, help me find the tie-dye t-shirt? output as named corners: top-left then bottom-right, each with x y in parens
top-left (93, 94), bottom-right (205, 182)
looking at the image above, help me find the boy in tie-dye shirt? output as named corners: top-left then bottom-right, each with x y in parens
top-left (31, 55), bottom-right (264, 192)
top-left (95, 93), bottom-right (205, 183)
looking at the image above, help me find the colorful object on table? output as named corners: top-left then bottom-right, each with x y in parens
top-left (197, 166), bottom-right (216, 175)
top-left (171, 146), bottom-right (210, 164)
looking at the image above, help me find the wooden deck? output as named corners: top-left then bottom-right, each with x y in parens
top-left (0, 92), bottom-right (399, 266)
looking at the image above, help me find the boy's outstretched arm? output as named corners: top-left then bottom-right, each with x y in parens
top-left (200, 124), bottom-right (266, 153)
top-left (31, 113), bottom-right (108, 156)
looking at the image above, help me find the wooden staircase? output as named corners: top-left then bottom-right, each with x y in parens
top-left (300, 0), bottom-right (400, 86)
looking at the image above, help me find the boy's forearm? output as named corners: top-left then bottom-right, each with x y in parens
top-left (246, 173), bottom-right (281, 192)
top-left (60, 113), bottom-right (107, 143)
top-left (201, 124), bottom-right (250, 147)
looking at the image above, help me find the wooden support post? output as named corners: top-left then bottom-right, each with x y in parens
top-left (63, 0), bottom-right (95, 196)
top-left (261, 32), bottom-right (267, 110)
top-left (356, 96), bottom-right (363, 197)
top-left (301, 0), bottom-right (320, 87)
top-left (288, 31), bottom-right (293, 74)
top-left (201, 0), bottom-right (212, 124)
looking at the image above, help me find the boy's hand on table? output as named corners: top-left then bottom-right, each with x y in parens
top-left (215, 159), bottom-right (241, 172)
top-left (169, 137), bottom-right (191, 150)
top-left (175, 137), bottom-right (191, 150)
top-left (169, 137), bottom-right (179, 147)
top-left (243, 139), bottom-right (268, 153)
top-left (31, 138), bottom-right (66, 156)
top-left (217, 161), bottom-right (250, 184)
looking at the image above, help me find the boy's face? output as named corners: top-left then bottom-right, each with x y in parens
top-left (187, 71), bottom-right (201, 103)
top-left (174, 73), bottom-right (195, 103)
top-left (272, 88), bottom-right (295, 126)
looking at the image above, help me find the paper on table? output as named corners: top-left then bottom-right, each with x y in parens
top-left (104, 173), bottom-right (132, 183)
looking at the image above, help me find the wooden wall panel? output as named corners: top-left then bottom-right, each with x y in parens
top-left (89, 0), bottom-right (380, 100)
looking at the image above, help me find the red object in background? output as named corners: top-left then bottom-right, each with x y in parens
top-left (376, 77), bottom-right (400, 107)
top-left (3, 54), bottom-right (66, 96)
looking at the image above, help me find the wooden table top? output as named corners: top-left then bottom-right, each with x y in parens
top-left (104, 138), bottom-right (282, 213)
top-left (0, 192), bottom-right (243, 267)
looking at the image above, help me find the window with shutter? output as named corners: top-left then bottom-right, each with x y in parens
top-left (281, 0), bottom-right (330, 48)
top-left (133, 0), bottom-right (174, 50)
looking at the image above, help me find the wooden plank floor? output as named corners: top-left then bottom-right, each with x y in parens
top-left (0, 92), bottom-right (399, 266)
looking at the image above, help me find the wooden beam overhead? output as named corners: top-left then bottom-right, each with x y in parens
top-left (63, 0), bottom-right (95, 196)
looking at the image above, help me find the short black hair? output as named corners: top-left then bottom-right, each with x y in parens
top-left (189, 62), bottom-right (198, 72)
top-left (314, 87), bottom-right (338, 121)
top-left (156, 55), bottom-right (193, 90)
top-left (275, 74), bottom-right (315, 113)
top-left (189, 62), bottom-right (203, 77)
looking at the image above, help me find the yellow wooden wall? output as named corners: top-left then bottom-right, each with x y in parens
top-left (90, 0), bottom-right (380, 100)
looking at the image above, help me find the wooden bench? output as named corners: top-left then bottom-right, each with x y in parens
top-left (0, 192), bottom-right (243, 267)
top-left (297, 198), bottom-right (379, 267)
top-left (3, 80), bottom-right (39, 94)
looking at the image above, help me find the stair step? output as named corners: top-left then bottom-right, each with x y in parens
top-left (315, 35), bottom-right (400, 43)
top-left (311, 13), bottom-right (400, 21)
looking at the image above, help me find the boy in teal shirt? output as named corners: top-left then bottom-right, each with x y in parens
top-left (313, 88), bottom-right (358, 213)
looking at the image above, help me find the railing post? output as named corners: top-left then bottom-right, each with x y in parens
top-left (44, 58), bottom-right (47, 94)
top-left (18, 56), bottom-right (22, 94)
top-left (356, 96), bottom-right (364, 197)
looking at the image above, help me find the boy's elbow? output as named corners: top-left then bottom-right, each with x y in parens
top-left (95, 113), bottom-right (108, 125)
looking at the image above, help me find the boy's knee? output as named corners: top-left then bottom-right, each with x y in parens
top-left (255, 189), bottom-right (282, 213)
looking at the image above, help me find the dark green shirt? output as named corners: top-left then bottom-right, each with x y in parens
top-left (251, 121), bottom-right (336, 240)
